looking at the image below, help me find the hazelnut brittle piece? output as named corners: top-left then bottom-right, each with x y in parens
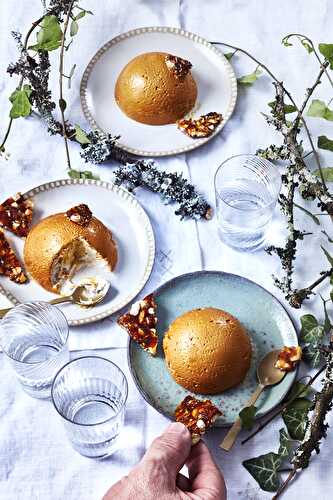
top-left (165, 54), bottom-right (192, 79)
top-left (175, 395), bottom-right (222, 445)
top-left (0, 193), bottom-right (33, 237)
top-left (0, 228), bottom-right (27, 284)
top-left (66, 204), bottom-right (92, 226)
top-left (117, 293), bottom-right (158, 355)
top-left (178, 112), bottom-right (223, 138)
top-left (275, 346), bottom-right (302, 372)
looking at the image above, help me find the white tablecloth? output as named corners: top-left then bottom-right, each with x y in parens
top-left (1, 1), bottom-right (333, 498)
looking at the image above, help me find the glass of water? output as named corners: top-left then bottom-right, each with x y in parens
top-left (0, 302), bottom-right (69, 399)
top-left (51, 356), bottom-right (128, 458)
top-left (214, 154), bottom-right (281, 251)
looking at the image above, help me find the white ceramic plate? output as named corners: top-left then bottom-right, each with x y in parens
top-left (80, 26), bottom-right (237, 157)
top-left (0, 179), bottom-right (155, 326)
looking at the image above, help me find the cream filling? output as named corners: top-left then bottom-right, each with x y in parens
top-left (51, 237), bottom-right (109, 293)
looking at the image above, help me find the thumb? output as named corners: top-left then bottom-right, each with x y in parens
top-left (143, 422), bottom-right (191, 478)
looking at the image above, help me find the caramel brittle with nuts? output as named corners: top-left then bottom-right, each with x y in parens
top-left (0, 193), bottom-right (33, 237)
top-left (117, 293), bottom-right (158, 355)
top-left (66, 204), bottom-right (92, 226)
top-left (165, 54), bottom-right (192, 79)
top-left (275, 346), bottom-right (302, 372)
top-left (175, 395), bottom-right (222, 445)
top-left (178, 112), bottom-right (223, 138)
top-left (0, 228), bottom-right (27, 284)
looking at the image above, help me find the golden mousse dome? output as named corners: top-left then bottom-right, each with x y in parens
top-left (24, 205), bottom-right (117, 294)
top-left (115, 52), bottom-right (198, 125)
top-left (163, 308), bottom-right (252, 394)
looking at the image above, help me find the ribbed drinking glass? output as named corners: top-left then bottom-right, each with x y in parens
top-left (51, 356), bottom-right (128, 458)
top-left (214, 154), bottom-right (282, 251)
top-left (0, 301), bottom-right (69, 398)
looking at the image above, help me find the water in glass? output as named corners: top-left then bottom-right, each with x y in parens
top-left (0, 302), bottom-right (69, 398)
top-left (215, 155), bottom-right (281, 251)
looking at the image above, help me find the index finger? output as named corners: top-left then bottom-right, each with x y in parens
top-left (186, 441), bottom-right (226, 499)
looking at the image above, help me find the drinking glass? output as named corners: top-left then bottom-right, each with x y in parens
top-left (51, 356), bottom-right (128, 458)
top-left (0, 301), bottom-right (69, 398)
top-left (214, 154), bottom-right (281, 251)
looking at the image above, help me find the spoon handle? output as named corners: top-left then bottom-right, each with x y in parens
top-left (220, 384), bottom-right (264, 451)
top-left (0, 295), bottom-right (72, 319)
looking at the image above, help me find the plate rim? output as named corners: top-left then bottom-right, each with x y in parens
top-left (0, 178), bottom-right (155, 327)
top-left (128, 270), bottom-right (298, 427)
top-left (80, 26), bottom-right (238, 157)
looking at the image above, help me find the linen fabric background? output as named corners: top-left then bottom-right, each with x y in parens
top-left (1, 1), bottom-right (333, 498)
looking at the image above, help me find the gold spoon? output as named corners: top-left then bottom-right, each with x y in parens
top-left (0, 279), bottom-right (110, 319)
top-left (220, 349), bottom-right (286, 451)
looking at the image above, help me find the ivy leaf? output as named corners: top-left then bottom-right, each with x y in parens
top-left (224, 52), bottom-right (235, 61)
top-left (302, 343), bottom-right (323, 367)
top-left (239, 405), bottom-right (257, 430)
top-left (319, 44), bottom-right (333, 70)
top-left (282, 35), bottom-right (313, 53)
top-left (268, 101), bottom-right (297, 114)
top-left (243, 452), bottom-right (282, 492)
top-left (307, 100), bottom-right (333, 121)
top-left (74, 124), bottom-right (91, 144)
top-left (282, 35), bottom-right (293, 47)
top-left (282, 401), bottom-right (310, 440)
top-left (238, 68), bottom-right (262, 85)
top-left (318, 135), bottom-right (333, 152)
top-left (9, 86), bottom-right (32, 119)
top-left (323, 299), bottom-right (332, 333)
top-left (278, 428), bottom-right (293, 458)
top-left (313, 167), bottom-right (333, 182)
top-left (300, 314), bottom-right (318, 332)
top-left (321, 245), bottom-right (333, 267)
top-left (294, 202), bottom-right (320, 225)
top-left (29, 15), bottom-right (63, 52)
top-left (68, 169), bottom-right (100, 180)
top-left (287, 381), bottom-right (314, 402)
top-left (70, 20), bottom-right (79, 37)
top-left (300, 324), bottom-right (324, 344)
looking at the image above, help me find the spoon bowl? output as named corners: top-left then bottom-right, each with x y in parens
top-left (257, 349), bottom-right (286, 386)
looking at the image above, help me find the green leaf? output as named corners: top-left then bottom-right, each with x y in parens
top-left (282, 402), bottom-right (310, 440)
top-left (318, 135), bottom-right (333, 152)
top-left (238, 68), bottom-right (262, 85)
top-left (323, 299), bottom-right (332, 333)
top-left (268, 101), bottom-right (297, 114)
top-left (294, 202), bottom-right (320, 225)
top-left (74, 124), bottom-right (91, 145)
top-left (243, 452), bottom-right (282, 492)
top-left (59, 98), bottom-right (67, 112)
top-left (300, 314), bottom-right (318, 332)
top-left (29, 15), bottom-right (63, 52)
top-left (68, 169), bottom-right (100, 180)
top-left (321, 245), bottom-right (333, 267)
top-left (224, 52), bottom-right (235, 61)
top-left (278, 428), bottom-right (293, 458)
top-left (282, 35), bottom-right (293, 47)
top-left (301, 324), bottom-right (324, 343)
top-left (313, 167), bottom-right (333, 182)
top-left (319, 43), bottom-right (333, 69)
top-left (300, 38), bottom-right (314, 54)
top-left (75, 10), bottom-right (86, 20)
top-left (302, 343), bottom-right (323, 368)
top-left (70, 20), bottom-right (79, 37)
top-left (287, 381), bottom-right (314, 402)
top-left (282, 35), bottom-right (313, 53)
top-left (307, 100), bottom-right (333, 121)
top-left (239, 405), bottom-right (257, 430)
top-left (9, 87), bottom-right (32, 119)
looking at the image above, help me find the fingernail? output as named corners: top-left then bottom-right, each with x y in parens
top-left (167, 422), bottom-right (189, 434)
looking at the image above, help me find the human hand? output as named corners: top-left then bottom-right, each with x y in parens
top-left (103, 422), bottom-right (226, 500)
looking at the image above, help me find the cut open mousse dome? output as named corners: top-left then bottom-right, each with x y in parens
top-left (23, 204), bottom-right (117, 294)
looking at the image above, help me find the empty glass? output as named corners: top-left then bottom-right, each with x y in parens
top-left (51, 356), bottom-right (128, 458)
top-left (0, 302), bottom-right (69, 398)
top-left (214, 154), bottom-right (281, 251)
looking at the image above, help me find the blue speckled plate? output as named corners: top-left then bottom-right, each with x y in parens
top-left (128, 271), bottom-right (298, 426)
